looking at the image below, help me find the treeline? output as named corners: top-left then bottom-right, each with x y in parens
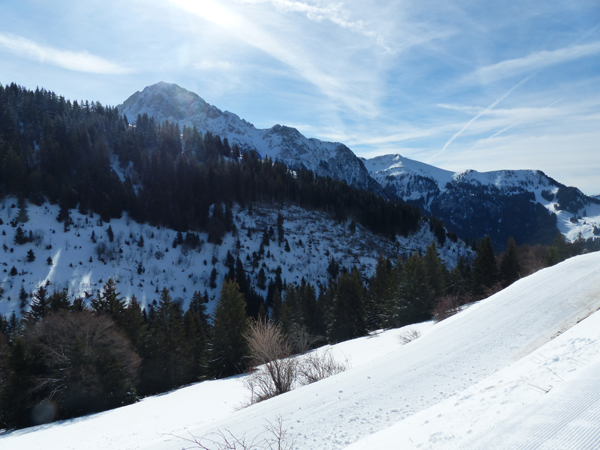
top-left (0, 83), bottom-right (422, 240)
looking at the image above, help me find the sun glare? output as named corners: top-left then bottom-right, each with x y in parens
top-left (169, 0), bottom-right (242, 29)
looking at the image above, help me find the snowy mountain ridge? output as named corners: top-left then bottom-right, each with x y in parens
top-left (118, 82), bottom-right (379, 192)
top-left (364, 153), bottom-right (600, 249)
top-left (118, 83), bottom-right (599, 250)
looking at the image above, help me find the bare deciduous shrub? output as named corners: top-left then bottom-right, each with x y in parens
top-left (398, 329), bottom-right (421, 345)
top-left (432, 295), bottom-right (463, 322)
top-left (243, 321), bottom-right (349, 404)
top-left (177, 416), bottom-right (296, 450)
top-left (297, 349), bottom-right (349, 385)
top-left (244, 320), bottom-right (297, 404)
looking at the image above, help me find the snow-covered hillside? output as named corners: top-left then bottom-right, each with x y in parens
top-left (364, 153), bottom-right (600, 249)
top-left (0, 198), bottom-right (470, 318)
top-left (118, 83), bottom-right (379, 192)
top-left (3, 251), bottom-right (599, 450)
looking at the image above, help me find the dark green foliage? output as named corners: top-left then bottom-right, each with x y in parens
top-left (140, 289), bottom-right (188, 394)
top-left (106, 225), bottom-right (114, 242)
top-left (91, 278), bottom-right (126, 325)
top-left (26, 249), bottom-right (35, 262)
top-left (209, 267), bottom-right (218, 289)
top-left (472, 235), bottom-right (498, 296)
top-left (364, 255), bottom-right (394, 330)
top-left (396, 253), bottom-right (434, 325)
top-left (423, 243), bottom-right (447, 299)
top-left (499, 237), bottom-right (521, 288)
top-left (210, 280), bottom-right (249, 378)
top-left (26, 286), bottom-right (50, 323)
top-left (328, 268), bottom-right (366, 343)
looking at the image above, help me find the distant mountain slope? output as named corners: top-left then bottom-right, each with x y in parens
top-left (363, 154), bottom-right (600, 250)
top-left (118, 82), bottom-right (379, 192)
top-left (118, 82), bottom-right (599, 250)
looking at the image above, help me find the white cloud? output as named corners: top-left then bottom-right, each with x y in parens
top-left (239, 0), bottom-right (390, 50)
top-left (0, 32), bottom-right (131, 75)
top-left (474, 41), bottom-right (600, 82)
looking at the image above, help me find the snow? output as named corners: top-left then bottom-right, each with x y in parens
top-left (3, 251), bottom-right (600, 450)
top-left (0, 198), bottom-right (470, 319)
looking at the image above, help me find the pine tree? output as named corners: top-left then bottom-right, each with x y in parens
top-left (184, 291), bottom-right (211, 382)
top-left (499, 237), bottom-right (521, 288)
top-left (26, 286), bottom-right (50, 323)
top-left (472, 235), bottom-right (498, 296)
top-left (328, 267), bottom-right (366, 343)
top-left (397, 253), bottom-right (434, 325)
top-left (91, 279), bottom-right (126, 325)
top-left (210, 280), bottom-right (249, 377)
top-left (365, 255), bottom-right (393, 330)
top-left (423, 242), bottom-right (447, 300)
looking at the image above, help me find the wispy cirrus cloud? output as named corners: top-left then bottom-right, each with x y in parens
top-left (0, 32), bottom-right (131, 75)
top-left (473, 41), bottom-right (600, 82)
top-left (239, 0), bottom-right (390, 50)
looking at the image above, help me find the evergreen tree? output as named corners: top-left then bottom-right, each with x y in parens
top-left (328, 267), bottom-right (366, 343)
top-left (365, 255), bottom-right (394, 330)
top-left (499, 237), bottom-right (521, 288)
top-left (91, 279), bottom-right (125, 325)
top-left (210, 280), bottom-right (248, 377)
top-left (184, 291), bottom-right (211, 382)
top-left (397, 253), bottom-right (434, 325)
top-left (26, 286), bottom-right (50, 323)
top-left (472, 235), bottom-right (498, 296)
top-left (423, 242), bottom-right (447, 300)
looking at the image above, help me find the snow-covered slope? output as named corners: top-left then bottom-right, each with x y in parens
top-left (364, 153), bottom-right (600, 249)
top-left (3, 252), bottom-right (600, 450)
top-left (118, 83), bottom-right (379, 192)
top-left (0, 198), bottom-right (470, 318)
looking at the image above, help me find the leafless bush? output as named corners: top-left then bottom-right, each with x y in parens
top-left (177, 416), bottom-right (296, 450)
top-left (297, 349), bottom-right (349, 385)
top-left (432, 295), bottom-right (463, 322)
top-left (243, 321), bottom-right (348, 404)
top-left (244, 320), bottom-right (297, 404)
top-left (398, 329), bottom-right (421, 345)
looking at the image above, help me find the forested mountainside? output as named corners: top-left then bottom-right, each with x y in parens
top-left (118, 82), bottom-right (380, 193)
top-left (120, 82), bottom-right (600, 252)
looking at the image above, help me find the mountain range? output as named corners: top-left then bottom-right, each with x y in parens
top-left (119, 82), bottom-right (600, 250)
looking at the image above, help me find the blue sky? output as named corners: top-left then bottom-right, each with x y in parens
top-left (1, 0), bottom-right (599, 194)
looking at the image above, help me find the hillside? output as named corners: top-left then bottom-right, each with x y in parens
top-left (0, 198), bottom-right (470, 319)
top-left (2, 251), bottom-right (599, 449)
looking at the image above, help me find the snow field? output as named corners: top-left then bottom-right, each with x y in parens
top-left (2, 247), bottom-right (599, 450)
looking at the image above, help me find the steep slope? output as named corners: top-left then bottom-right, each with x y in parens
top-left (364, 154), bottom-right (600, 249)
top-left (0, 198), bottom-right (470, 319)
top-left (3, 252), bottom-right (600, 450)
top-left (118, 82), bottom-right (379, 192)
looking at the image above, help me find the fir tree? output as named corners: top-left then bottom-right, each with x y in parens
top-left (499, 237), bottom-right (521, 288)
top-left (328, 267), bottom-right (366, 343)
top-left (210, 280), bottom-right (249, 377)
top-left (472, 235), bottom-right (498, 296)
